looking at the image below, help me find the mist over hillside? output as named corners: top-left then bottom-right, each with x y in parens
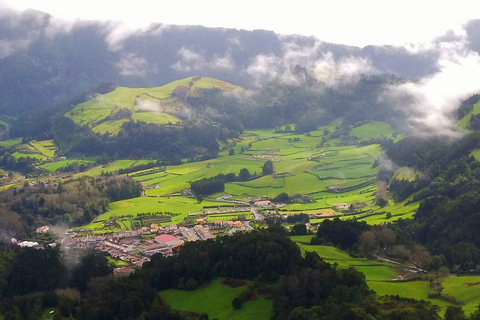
top-left (0, 9), bottom-right (458, 115)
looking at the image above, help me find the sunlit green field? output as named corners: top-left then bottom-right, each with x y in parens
top-left (41, 159), bottom-right (96, 171)
top-left (97, 196), bottom-right (223, 222)
top-left (393, 167), bottom-right (420, 181)
top-left (29, 140), bottom-right (57, 158)
top-left (458, 100), bottom-right (480, 131)
top-left (442, 276), bottom-right (480, 315)
top-left (160, 278), bottom-right (272, 320)
top-left (12, 151), bottom-right (44, 159)
top-left (0, 137), bottom-right (22, 147)
top-left (289, 236), bottom-right (401, 281)
top-left (349, 121), bottom-right (393, 140)
top-left (67, 77), bottom-right (241, 135)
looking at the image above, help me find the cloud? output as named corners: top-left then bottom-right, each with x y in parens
top-left (386, 29), bottom-right (480, 137)
top-left (245, 54), bottom-right (283, 86)
top-left (103, 21), bottom-right (170, 52)
top-left (116, 52), bottom-right (158, 77)
top-left (211, 54), bottom-right (234, 71)
top-left (245, 39), bottom-right (375, 87)
top-left (171, 46), bottom-right (234, 72)
top-left (171, 47), bottom-right (205, 72)
top-left (0, 38), bottom-right (32, 59)
top-left (135, 97), bottom-right (164, 113)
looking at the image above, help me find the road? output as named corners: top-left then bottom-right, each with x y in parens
top-left (251, 206), bottom-right (265, 221)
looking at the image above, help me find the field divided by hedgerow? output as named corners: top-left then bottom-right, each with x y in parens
top-left (160, 278), bottom-right (272, 320)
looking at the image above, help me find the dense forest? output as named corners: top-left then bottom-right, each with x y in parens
top-left (0, 175), bottom-right (142, 237)
top-left (0, 228), bottom-right (457, 320)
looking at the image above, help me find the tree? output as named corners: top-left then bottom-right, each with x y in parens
top-left (229, 148), bottom-right (235, 155)
top-left (262, 160), bottom-right (274, 175)
top-left (197, 194), bottom-right (204, 203)
top-left (70, 251), bottom-right (113, 292)
top-left (238, 168), bottom-right (251, 181)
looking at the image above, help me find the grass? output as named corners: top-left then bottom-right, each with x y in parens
top-left (160, 278), bottom-right (272, 320)
top-left (0, 137), bottom-right (22, 147)
top-left (442, 275), bottom-right (480, 315)
top-left (41, 159), bottom-right (95, 171)
top-left (132, 112), bottom-right (181, 125)
top-left (458, 100), bottom-right (480, 130)
top-left (471, 149), bottom-right (480, 161)
top-left (98, 196), bottom-right (223, 221)
top-left (289, 236), bottom-right (401, 281)
top-left (67, 77), bottom-right (241, 135)
top-left (367, 280), bottom-right (431, 300)
top-left (29, 140), bottom-right (57, 158)
top-left (106, 256), bottom-right (130, 267)
top-left (12, 151), bottom-right (44, 159)
top-left (393, 167), bottom-right (420, 181)
top-left (349, 121), bottom-right (393, 140)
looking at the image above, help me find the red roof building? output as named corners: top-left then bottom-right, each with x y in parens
top-left (155, 234), bottom-right (184, 247)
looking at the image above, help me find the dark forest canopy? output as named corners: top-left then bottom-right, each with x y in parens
top-left (0, 175), bottom-right (142, 237)
top-left (0, 228), bottom-right (450, 320)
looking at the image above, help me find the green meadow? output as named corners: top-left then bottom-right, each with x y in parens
top-left (97, 196), bottom-right (223, 222)
top-left (458, 100), bottom-right (480, 131)
top-left (41, 159), bottom-right (96, 171)
top-left (160, 278), bottom-right (272, 320)
top-left (67, 76), bottom-right (241, 135)
top-left (68, 119), bottom-right (420, 233)
top-left (442, 275), bottom-right (480, 315)
top-left (393, 166), bottom-right (420, 181)
top-left (289, 236), bottom-right (401, 281)
top-left (0, 137), bottom-right (22, 147)
top-left (349, 121), bottom-right (393, 140)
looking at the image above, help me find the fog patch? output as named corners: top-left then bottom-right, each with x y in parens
top-left (386, 29), bottom-right (480, 137)
top-left (116, 52), bottom-right (157, 77)
top-left (136, 98), bottom-right (164, 113)
top-left (245, 39), bottom-right (375, 87)
top-left (376, 154), bottom-right (398, 173)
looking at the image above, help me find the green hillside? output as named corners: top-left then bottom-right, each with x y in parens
top-left (66, 76), bottom-right (242, 135)
top-left (457, 100), bottom-right (480, 130)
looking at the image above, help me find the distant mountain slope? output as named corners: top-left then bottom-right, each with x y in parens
top-left (66, 76), bottom-right (242, 135)
top-left (0, 9), bottom-right (441, 116)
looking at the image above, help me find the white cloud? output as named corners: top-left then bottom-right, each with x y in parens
top-left (171, 47), bottom-right (234, 72)
top-left (116, 53), bottom-right (157, 77)
top-left (387, 30), bottom-right (480, 137)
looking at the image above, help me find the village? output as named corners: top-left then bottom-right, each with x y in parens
top-left (11, 199), bottom-right (373, 275)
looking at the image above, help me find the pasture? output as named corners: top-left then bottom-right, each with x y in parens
top-left (289, 236), bottom-right (402, 281)
top-left (96, 196), bottom-right (223, 223)
top-left (66, 77), bottom-right (240, 135)
top-left (458, 100), bottom-right (480, 131)
top-left (69, 118), bottom-right (418, 232)
top-left (442, 275), bottom-right (480, 315)
top-left (349, 121), bottom-right (393, 140)
top-left (160, 278), bottom-right (272, 320)
top-left (0, 137), bottom-right (22, 147)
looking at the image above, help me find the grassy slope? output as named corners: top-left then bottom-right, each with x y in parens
top-left (0, 137), bottom-right (22, 147)
top-left (289, 236), bottom-right (401, 281)
top-left (349, 121), bottom-right (393, 140)
top-left (67, 76), bottom-right (241, 135)
top-left (458, 100), bottom-right (480, 130)
top-left (160, 278), bottom-right (272, 320)
top-left (442, 276), bottom-right (480, 315)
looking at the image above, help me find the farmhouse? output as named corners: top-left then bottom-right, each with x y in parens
top-left (255, 200), bottom-right (272, 207)
top-left (36, 225), bottom-right (49, 233)
top-left (320, 211), bottom-right (335, 217)
top-left (333, 203), bottom-right (348, 211)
